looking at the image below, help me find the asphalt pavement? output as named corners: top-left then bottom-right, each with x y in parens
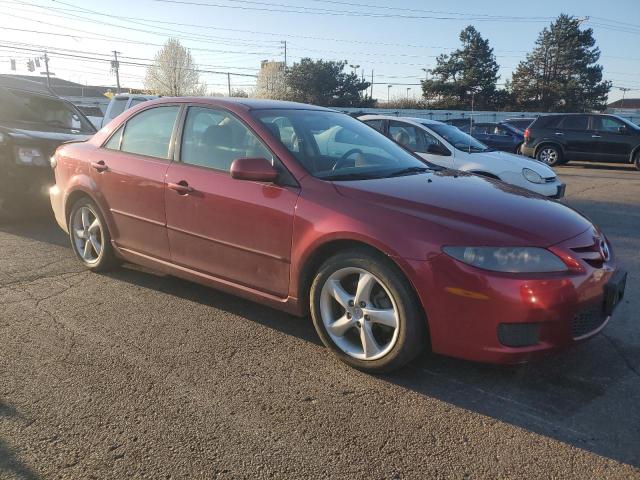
top-left (1, 161), bottom-right (639, 479)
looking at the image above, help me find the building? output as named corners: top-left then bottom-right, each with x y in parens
top-left (607, 98), bottom-right (640, 117)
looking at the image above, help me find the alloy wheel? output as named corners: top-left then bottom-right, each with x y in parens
top-left (539, 148), bottom-right (558, 165)
top-left (319, 267), bottom-right (400, 361)
top-left (71, 206), bottom-right (103, 265)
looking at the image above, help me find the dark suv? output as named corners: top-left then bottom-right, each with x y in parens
top-left (0, 78), bottom-right (96, 218)
top-left (521, 113), bottom-right (640, 169)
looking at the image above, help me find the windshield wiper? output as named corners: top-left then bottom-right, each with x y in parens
top-left (321, 172), bottom-right (383, 181)
top-left (386, 166), bottom-right (430, 178)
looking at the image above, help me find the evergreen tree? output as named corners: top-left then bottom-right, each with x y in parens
top-left (286, 58), bottom-right (374, 107)
top-left (510, 15), bottom-right (611, 112)
top-left (421, 26), bottom-right (503, 109)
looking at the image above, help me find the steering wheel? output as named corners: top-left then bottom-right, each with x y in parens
top-left (332, 148), bottom-right (364, 171)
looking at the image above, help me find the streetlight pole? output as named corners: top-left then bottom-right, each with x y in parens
top-left (406, 87), bottom-right (411, 99)
top-left (387, 84), bottom-right (392, 103)
top-left (349, 64), bottom-right (360, 76)
top-left (619, 87), bottom-right (631, 109)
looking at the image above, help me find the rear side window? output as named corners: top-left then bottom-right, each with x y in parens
top-left (104, 125), bottom-right (123, 150)
top-left (559, 115), bottom-right (589, 131)
top-left (534, 116), bottom-right (562, 129)
top-left (364, 119), bottom-right (385, 133)
top-left (120, 106), bottom-right (180, 159)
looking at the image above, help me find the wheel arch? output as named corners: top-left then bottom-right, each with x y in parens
top-left (295, 238), bottom-right (429, 332)
top-left (63, 187), bottom-right (114, 238)
top-left (630, 144), bottom-right (640, 164)
top-left (534, 141), bottom-right (564, 157)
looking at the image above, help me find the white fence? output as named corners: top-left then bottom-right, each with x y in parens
top-left (338, 107), bottom-right (640, 125)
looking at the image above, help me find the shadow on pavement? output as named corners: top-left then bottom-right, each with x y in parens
top-left (0, 401), bottom-right (40, 480)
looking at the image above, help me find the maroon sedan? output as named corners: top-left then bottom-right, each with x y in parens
top-left (50, 98), bottom-right (626, 372)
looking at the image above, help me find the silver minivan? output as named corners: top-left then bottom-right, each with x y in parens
top-left (101, 94), bottom-right (158, 128)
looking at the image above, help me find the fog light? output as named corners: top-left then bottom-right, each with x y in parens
top-left (497, 323), bottom-right (540, 347)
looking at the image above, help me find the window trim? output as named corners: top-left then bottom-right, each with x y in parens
top-left (100, 103), bottom-right (184, 161)
top-left (174, 104), bottom-right (299, 187)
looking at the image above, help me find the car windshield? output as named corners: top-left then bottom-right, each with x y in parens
top-left (252, 109), bottom-right (434, 180)
top-left (0, 88), bottom-right (95, 133)
top-left (426, 123), bottom-right (490, 152)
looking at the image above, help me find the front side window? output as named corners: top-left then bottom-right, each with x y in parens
top-left (120, 106), bottom-right (180, 159)
top-left (594, 116), bottom-right (626, 133)
top-left (559, 115), bottom-right (589, 131)
top-left (252, 109), bottom-right (433, 180)
top-left (427, 123), bottom-right (490, 153)
top-left (180, 106), bottom-right (273, 172)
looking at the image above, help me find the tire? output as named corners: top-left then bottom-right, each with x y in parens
top-left (310, 248), bottom-right (426, 373)
top-left (536, 144), bottom-right (563, 166)
top-left (68, 197), bottom-right (119, 272)
top-left (515, 143), bottom-right (523, 155)
top-left (634, 151), bottom-right (640, 171)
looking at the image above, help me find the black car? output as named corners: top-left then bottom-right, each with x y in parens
top-left (457, 122), bottom-right (525, 153)
top-left (520, 113), bottom-right (640, 169)
top-left (0, 77), bottom-right (95, 218)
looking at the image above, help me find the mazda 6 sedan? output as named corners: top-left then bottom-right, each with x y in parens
top-left (50, 98), bottom-right (627, 372)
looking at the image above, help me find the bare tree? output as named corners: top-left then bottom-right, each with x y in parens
top-left (145, 38), bottom-right (207, 96)
top-left (255, 60), bottom-right (289, 100)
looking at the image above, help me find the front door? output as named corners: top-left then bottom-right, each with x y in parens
top-left (92, 105), bottom-right (180, 260)
top-left (164, 106), bottom-right (299, 297)
top-left (592, 115), bottom-right (633, 161)
top-left (387, 120), bottom-right (453, 168)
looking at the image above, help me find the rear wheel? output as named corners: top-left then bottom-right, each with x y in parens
top-left (634, 151), bottom-right (640, 171)
top-left (68, 198), bottom-right (118, 272)
top-left (536, 144), bottom-right (563, 166)
top-left (310, 248), bottom-right (426, 373)
top-left (515, 143), bottom-right (523, 154)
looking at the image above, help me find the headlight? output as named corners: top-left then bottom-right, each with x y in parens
top-left (443, 246), bottom-right (568, 273)
top-left (522, 168), bottom-right (544, 184)
top-left (16, 147), bottom-right (47, 166)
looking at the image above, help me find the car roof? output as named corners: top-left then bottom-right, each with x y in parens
top-left (358, 114), bottom-right (444, 126)
top-left (144, 96), bottom-right (335, 112)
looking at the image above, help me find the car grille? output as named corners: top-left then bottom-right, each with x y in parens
top-left (570, 241), bottom-right (605, 269)
top-left (571, 306), bottom-right (608, 339)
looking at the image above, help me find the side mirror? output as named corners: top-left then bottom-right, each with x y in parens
top-left (426, 143), bottom-right (450, 156)
top-left (230, 157), bottom-right (279, 182)
top-left (618, 126), bottom-right (627, 134)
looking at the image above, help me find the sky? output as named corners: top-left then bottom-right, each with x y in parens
top-left (0, 0), bottom-right (638, 103)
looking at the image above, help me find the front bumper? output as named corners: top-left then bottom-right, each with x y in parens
top-left (407, 231), bottom-right (623, 364)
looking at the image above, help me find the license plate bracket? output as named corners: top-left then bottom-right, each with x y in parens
top-left (604, 270), bottom-right (627, 316)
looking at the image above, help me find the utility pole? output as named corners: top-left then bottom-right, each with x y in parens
top-left (370, 70), bottom-right (373, 99)
top-left (281, 41), bottom-right (287, 68)
top-left (619, 87), bottom-right (631, 109)
top-left (387, 84), bottom-right (392, 103)
top-left (111, 51), bottom-right (121, 94)
top-left (406, 87), bottom-right (411, 99)
top-left (42, 51), bottom-right (51, 88)
top-left (227, 72), bottom-right (231, 96)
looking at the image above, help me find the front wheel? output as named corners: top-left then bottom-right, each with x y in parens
top-left (634, 151), bottom-right (640, 171)
top-left (536, 144), bottom-right (563, 166)
top-left (68, 197), bottom-right (119, 272)
top-left (310, 248), bottom-right (426, 373)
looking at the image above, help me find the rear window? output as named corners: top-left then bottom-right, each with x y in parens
top-left (533, 116), bottom-right (562, 129)
top-left (107, 98), bottom-right (128, 119)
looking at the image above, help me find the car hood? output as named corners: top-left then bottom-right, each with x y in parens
top-left (467, 150), bottom-right (556, 177)
top-left (333, 170), bottom-right (591, 247)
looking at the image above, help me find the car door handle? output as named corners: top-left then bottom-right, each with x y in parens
top-left (91, 160), bottom-right (108, 172)
top-left (591, 135), bottom-right (602, 138)
top-left (554, 132), bottom-right (564, 136)
top-left (167, 181), bottom-right (194, 195)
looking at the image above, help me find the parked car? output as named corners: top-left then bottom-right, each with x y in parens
top-left (521, 113), bottom-right (640, 169)
top-left (0, 78), bottom-right (95, 219)
top-left (501, 117), bottom-right (536, 131)
top-left (359, 115), bottom-right (565, 198)
top-left (75, 104), bottom-right (105, 130)
top-left (50, 98), bottom-right (625, 372)
top-left (101, 93), bottom-right (158, 127)
top-left (457, 121), bottom-right (524, 153)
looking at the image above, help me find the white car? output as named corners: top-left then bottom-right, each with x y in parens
top-left (359, 115), bottom-right (565, 198)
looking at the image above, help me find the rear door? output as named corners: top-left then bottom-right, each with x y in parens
top-left (556, 115), bottom-right (595, 159)
top-left (164, 105), bottom-right (299, 297)
top-left (592, 115), bottom-right (633, 161)
top-left (486, 124), bottom-right (518, 152)
top-left (93, 104), bottom-right (180, 260)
